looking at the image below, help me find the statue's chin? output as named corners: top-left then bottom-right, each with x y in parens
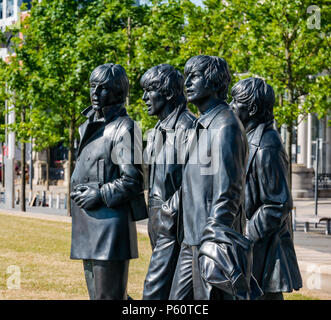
top-left (92, 104), bottom-right (102, 111)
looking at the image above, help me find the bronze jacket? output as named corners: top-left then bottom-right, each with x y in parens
top-left (143, 103), bottom-right (196, 300)
top-left (244, 121), bottom-right (302, 292)
top-left (146, 103), bottom-right (196, 245)
top-left (198, 217), bottom-right (263, 300)
top-left (70, 104), bottom-right (147, 261)
top-left (181, 103), bottom-right (248, 245)
top-left (161, 103), bottom-right (248, 245)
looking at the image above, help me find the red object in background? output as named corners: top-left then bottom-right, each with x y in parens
top-left (2, 145), bottom-right (8, 157)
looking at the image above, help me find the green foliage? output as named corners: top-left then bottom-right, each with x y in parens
top-left (0, 0), bottom-right (329, 150)
top-left (237, 0), bottom-right (331, 127)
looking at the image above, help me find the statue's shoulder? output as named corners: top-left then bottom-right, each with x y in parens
top-left (176, 109), bottom-right (196, 129)
top-left (260, 127), bottom-right (283, 150)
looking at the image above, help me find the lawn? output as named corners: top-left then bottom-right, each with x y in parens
top-left (0, 212), bottom-right (151, 300)
top-left (0, 212), bottom-right (319, 300)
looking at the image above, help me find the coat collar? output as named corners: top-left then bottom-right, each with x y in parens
top-left (197, 102), bottom-right (229, 129)
top-left (81, 103), bottom-right (127, 123)
top-left (247, 120), bottom-right (274, 146)
top-left (77, 104), bottom-right (127, 156)
top-left (246, 120), bottom-right (274, 174)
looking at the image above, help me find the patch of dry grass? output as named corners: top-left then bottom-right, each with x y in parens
top-left (0, 211), bottom-right (325, 300)
top-left (0, 212), bottom-right (151, 300)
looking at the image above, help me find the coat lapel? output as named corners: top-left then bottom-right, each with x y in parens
top-left (77, 121), bottom-right (105, 156)
top-left (246, 123), bottom-right (266, 174)
top-left (77, 104), bottom-right (126, 156)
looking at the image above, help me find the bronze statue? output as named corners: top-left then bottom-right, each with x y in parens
top-left (70, 63), bottom-right (147, 300)
top-left (230, 77), bottom-right (302, 300)
top-left (141, 64), bottom-right (196, 300)
top-left (163, 55), bottom-right (257, 300)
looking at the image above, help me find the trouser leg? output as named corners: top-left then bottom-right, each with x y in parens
top-left (83, 259), bottom-right (129, 300)
top-left (143, 235), bottom-right (180, 300)
top-left (83, 260), bottom-right (96, 300)
top-left (258, 292), bottom-right (284, 300)
top-left (169, 244), bottom-right (237, 300)
top-left (169, 244), bottom-right (194, 300)
top-left (192, 245), bottom-right (212, 300)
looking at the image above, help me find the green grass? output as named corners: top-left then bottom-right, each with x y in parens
top-left (0, 212), bottom-right (323, 300)
top-left (284, 293), bottom-right (319, 300)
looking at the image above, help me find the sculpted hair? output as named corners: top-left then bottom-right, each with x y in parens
top-left (231, 77), bottom-right (275, 122)
top-left (184, 55), bottom-right (231, 100)
top-left (140, 64), bottom-right (186, 106)
top-left (90, 63), bottom-right (129, 104)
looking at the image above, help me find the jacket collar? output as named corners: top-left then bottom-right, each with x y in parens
top-left (156, 102), bottom-right (188, 132)
top-left (247, 120), bottom-right (274, 146)
top-left (81, 103), bottom-right (127, 123)
top-left (245, 120), bottom-right (274, 175)
top-left (197, 102), bottom-right (229, 129)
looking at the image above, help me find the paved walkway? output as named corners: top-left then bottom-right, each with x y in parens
top-left (1, 197), bottom-right (331, 298)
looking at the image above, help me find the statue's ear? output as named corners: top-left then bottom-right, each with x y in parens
top-left (249, 104), bottom-right (258, 117)
top-left (166, 90), bottom-right (174, 101)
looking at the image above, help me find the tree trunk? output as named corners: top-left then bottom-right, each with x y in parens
top-left (20, 110), bottom-right (26, 212)
top-left (46, 147), bottom-right (50, 191)
top-left (67, 119), bottom-right (75, 216)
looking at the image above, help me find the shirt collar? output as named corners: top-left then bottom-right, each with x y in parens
top-left (197, 102), bottom-right (229, 129)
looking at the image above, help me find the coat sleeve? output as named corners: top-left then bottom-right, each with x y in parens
top-left (246, 146), bottom-right (292, 243)
top-left (209, 123), bottom-right (247, 228)
top-left (100, 119), bottom-right (144, 208)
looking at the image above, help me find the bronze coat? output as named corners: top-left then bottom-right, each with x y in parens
top-left (244, 121), bottom-right (302, 292)
top-left (181, 103), bottom-right (248, 245)
top-left (143, 104), bottom-right (196, 300)
top-left (70, 105), bottom-right (147, 261)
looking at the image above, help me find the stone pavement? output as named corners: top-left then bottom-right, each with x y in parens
top-left (0, 197), bottom-right (331, 299)
top-left (291, 199), bottom-right (331, 298)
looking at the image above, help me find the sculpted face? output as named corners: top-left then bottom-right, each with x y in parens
top-left (230, 99), bottom-right (250, 127)
top-left (90, 80), bottom-right (117, 111)
top-left (142, 87), bottom-right (168, 117)
top-left (184, 69), bottom-right (213, 106)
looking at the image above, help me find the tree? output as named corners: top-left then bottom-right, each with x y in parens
top-left (182, 0), bottom-right (330, 187)
top-left (235, 0), bottom-right (331, 186)
top-left (0, 33), bottom-right (33, 211)
top-left (2, 0), bottom-right (94, 214)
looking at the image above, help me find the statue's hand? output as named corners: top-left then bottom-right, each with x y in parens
top-left (72, 184), bottom-right (102, 210)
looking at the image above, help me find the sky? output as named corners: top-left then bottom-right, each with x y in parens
top-left (139, 0), bottom-right (204, 6)
top-left (191, 0), bottom-right (204, 6)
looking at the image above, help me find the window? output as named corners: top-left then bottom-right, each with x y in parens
top-left (18, 0), bottom-right (32, 11)
top-left (6, 0), bottom-right (14, 17)
top-left (0, 0), bottom-right (3, 20)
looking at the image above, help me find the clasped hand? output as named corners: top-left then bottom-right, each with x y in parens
top-left (70, 184), bottom-right (102, 210)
